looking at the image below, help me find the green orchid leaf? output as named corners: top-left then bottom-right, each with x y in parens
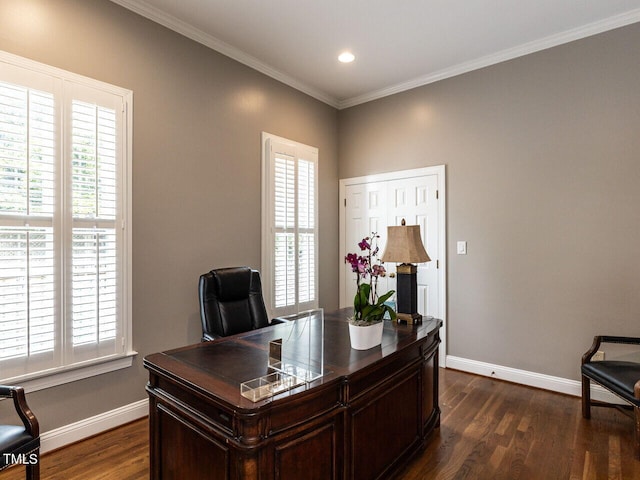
top-left (377, 290), bottom-right (395, 305)
top-left (386, 307), bottom-right (397, 320)
top-left (359, 283), bottom-right (371, 301)
top-left (361, 304), bottom-right (375, 319)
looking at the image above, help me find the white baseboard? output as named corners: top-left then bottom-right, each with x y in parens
top-left (41, 399), bottom-right (148, 453)
top-left (445, 355), bottom-right (626, 405)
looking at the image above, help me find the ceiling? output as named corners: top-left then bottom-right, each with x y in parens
top-left (110, 0), bottom-right (640, 109)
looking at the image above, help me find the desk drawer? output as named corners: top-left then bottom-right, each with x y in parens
top-left (267, 380), bottom-right (342, 435)
top-left (153, 376), bottom-right (235, 434)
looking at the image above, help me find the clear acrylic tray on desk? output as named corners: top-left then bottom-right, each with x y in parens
top-left (240, 372), bottom-right (304, 402)
top-left (240, 308), bottom-right (325, 402)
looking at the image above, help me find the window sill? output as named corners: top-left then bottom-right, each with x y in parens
top-left (6, 352), bottom-right (138, 393)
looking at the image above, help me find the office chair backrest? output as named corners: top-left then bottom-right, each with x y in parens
top-left (199, 266), bottom-right (270, 340)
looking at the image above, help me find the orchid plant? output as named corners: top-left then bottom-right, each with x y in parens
top-left (345, 233), bottom-right (397, 325)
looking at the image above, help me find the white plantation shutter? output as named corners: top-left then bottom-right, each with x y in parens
top-left (297, 159), bottom-right (315, 304)
top-left (0, 78), bottom-right (57, 374)
top-left (262, 133), bottom-right (318, 317)
top-left (273, 154), bottom-right (296, 309)
top-left (0, 53), bottom-right (132, 384)
top-left (68, 98), bottom-right (119, 362)
top-left (71, 229), bottom-right (117, 346)
top-left (0, 228), bottom-right (55, 361)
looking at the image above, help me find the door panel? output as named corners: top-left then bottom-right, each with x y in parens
top-left (386, 175), bottom-right (439, 318)
top-left (343, 182), bottom-right (389, 305)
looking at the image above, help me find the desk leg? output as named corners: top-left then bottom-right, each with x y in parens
top-left (422, 341), bottom-right (440, 437)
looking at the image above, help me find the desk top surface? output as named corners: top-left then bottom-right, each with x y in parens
top-left (144, 308), bottom-right (441, 410)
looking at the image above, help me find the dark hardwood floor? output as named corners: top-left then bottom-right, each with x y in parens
top-left (398, 369), bottom-right (640, 479)
top-left (2, 368), bottom-right (638, 479)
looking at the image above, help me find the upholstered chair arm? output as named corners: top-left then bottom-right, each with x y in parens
top-left (598, 336), bottom-right (640, 345)
top-left (0, 385), bottom-right (13, 397)
top-left (0, 385), bottom-right (39, 437)
top-left (582, 336), bottom-right (640, 364)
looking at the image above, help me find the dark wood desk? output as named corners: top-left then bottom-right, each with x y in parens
top-left (144, 308), bottom-right (441, 480)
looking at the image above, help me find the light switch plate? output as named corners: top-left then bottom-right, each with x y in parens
top-left (457, 241), bottom-right (467, 255)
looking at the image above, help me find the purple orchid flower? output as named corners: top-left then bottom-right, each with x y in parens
top-left (358, 238), bottom-right (370, 251)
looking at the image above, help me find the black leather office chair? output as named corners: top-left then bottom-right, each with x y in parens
top-left (199, 267), bottom-right (285, 341)
top-left (0, 385), bottom-right (40, 480)
top-left (581, 335), bottom-right (640, 459)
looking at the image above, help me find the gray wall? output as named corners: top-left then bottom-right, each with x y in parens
top-left (2, 0), bottom-right (639, 434)
top-left (0, 0), bottom-right (339, 431)
top-left (338, 23), bottom-right (640, 380)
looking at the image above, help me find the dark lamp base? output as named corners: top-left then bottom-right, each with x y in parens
top-left (395, 264), bottom-right (422, 325)
top-left (397, 312), bottom-right (422, 325)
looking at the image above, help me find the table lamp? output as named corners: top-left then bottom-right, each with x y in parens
top-left (381, 219), bottom-right (430, 324)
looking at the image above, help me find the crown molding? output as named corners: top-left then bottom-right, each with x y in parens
top-left (338, 8), bottom-right (640, 109)
top-left (109, 1), bottom-right (640, 111)
top-left (108, 0), bottom-right (340, 108)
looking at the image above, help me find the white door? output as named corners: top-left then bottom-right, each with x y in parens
top-left (343, 181), bottom-right (389, 307)
top-left (340, 166), bottom-right (446, 364)
top-left (385, 176), bottom-right (439, 318)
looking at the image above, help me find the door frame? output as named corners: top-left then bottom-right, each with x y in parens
top-left (339, 165), bottom-right (447, 365)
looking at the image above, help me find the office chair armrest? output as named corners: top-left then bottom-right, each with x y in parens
top-left (202, 333), bottom-right (222, 341)
top-left (270, 318), bottom-right (290, 325)
top-left (0, 385), bottom-right (39, 437)
top-left (582, 335), bottom-right (640, 364)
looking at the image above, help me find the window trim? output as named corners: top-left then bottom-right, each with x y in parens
top-left (261, 132), bottom-right (319, 318)
top-left (0, 49), bottom-right (135, 388)
top-left (3, 352), bottom-right (137, 394)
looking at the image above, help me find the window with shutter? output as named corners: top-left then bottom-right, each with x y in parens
top-left (0, 51), bottom-right (133, 388)
top-left (262, 133), bottom-right (318, 317)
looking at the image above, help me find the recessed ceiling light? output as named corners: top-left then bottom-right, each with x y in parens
top-left (338, 52), bottom-right (355, 63)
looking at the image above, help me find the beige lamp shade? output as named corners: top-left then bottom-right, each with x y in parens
top-left (381, 222), bottom-right (431, 264)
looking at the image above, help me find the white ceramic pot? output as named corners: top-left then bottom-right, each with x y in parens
top-left (348, 321), bottom-right (384, 350)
